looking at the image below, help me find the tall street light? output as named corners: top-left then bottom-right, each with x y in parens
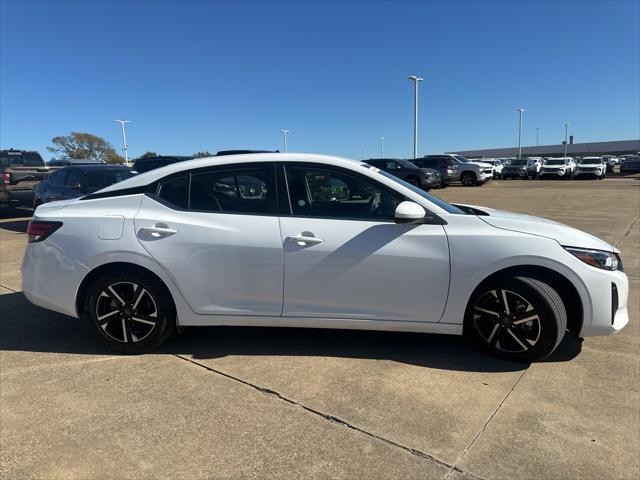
top-left (407, 75), bottom-right (423, 158)
top-left (536, 127), bottom-right (540, 147)
top-left (564, 123), bottom-right (570, 158)
top-left (114, 120), bottom-right (132, 164)
top-left (281, 129), bottom-right (289, 152)
top-left (380, 137), bottom-right (385, 158)
top-left (517, 108), bottom-right (525, 159)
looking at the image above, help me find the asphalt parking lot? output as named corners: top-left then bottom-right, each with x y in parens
top-left (1, 177), bottom-right (638, 480)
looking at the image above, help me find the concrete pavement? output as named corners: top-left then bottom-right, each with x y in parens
top-left (1, 178), bottom-right (638, 479)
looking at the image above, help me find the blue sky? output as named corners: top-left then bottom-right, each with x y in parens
top-left (1, 0), bottom-right (638, 160)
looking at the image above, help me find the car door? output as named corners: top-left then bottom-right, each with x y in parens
top-left (134, 162), bottom-right (284, 316)
top-left (279, 162), bottom-right (450, 322)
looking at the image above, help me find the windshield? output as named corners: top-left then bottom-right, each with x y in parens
top-left (85, 169), bottom-right (134, 192)
top-left (509, 160), bottom-right (527, 166)
top-left (579, 158), bottom-right (601, 164)
top-left (453, 155), bottom-right (468, 163)
top-left (398, 159), bottom-right (419, 169)
top-left (362, 165), bottom-right (465, 214)
top-left (545, 160), bottom-right (566, 165)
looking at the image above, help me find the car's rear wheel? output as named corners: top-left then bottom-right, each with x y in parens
top-left (465, 275), bottom-right (566, 362)
top-left (461, 172), bottom-right (477, 186)
top-left (84, 270), bottom-right (176, 354)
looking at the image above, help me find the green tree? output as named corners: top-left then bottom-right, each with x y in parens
top-left (192, 151), bottom-right (214, 158)
top-left (47, 132), bottom-right (124, 164)
top-left (139, 151), bottom-right (158, 158)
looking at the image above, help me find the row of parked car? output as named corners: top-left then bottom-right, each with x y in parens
top-left (0, 149), bottom-right (275, 209)
top-left (468, 154), bottom-right (640, 180)
top-left (2, 149), bottom-right (640, 210)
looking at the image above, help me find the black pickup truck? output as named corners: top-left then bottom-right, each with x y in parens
top-left (1, 149), bottom-right (49, 209)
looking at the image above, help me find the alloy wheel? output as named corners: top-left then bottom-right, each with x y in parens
top-left (95, 281), bottom-right (159, 343)
top-left (472, 288), bottom-right (541, 353)
top-left (461, 173), bottom-right (475, 186)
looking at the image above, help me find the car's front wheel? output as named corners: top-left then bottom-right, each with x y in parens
top-left (461, 172), bottom-right (477, 186)
top-left (465, 275), bottom-right (566, 362)
top-left (84, 270), bottom-right (176, 354)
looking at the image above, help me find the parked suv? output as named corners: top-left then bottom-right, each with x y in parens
top-left (502, 158), bottom-right (538, 179)
top-left (33, 165), bottom-right (135, 207)
top-left (411, 155), bottom-right (460, 187)
top-left (1, 149), bottom-right (49, 208)
top-left (449, 155), bottom-right (494, 186)
top-left (539, 158), bottom-right (575, 179)
top-left (575, 157), bottom-right (606, 180)
top-left (363, 159), bottom-right (441, 190)
top-left (473, 159), bottom-right (504, 179)
top-left (620, 156), bottom-right (640, 173)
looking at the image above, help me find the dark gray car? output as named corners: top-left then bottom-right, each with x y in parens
top-left (363, 159), bottom-right (441, 190)
top-left (33, 165), bottom-right (135, 207)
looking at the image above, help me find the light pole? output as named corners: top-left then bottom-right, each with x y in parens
top-left (114, 120), bottom-right (132, 164)
top-left (407, 75), bottom-right (423, 158)
top-left (281, 129), bottom-right (289, 152)
top-left (517, 108), bottom-right (525, 159)
top-left (536, 127), bottom-right (540, 147)
top-left (380, 137), bottom-right (385, 158)
top-left (563, 123), bottom-right (570, 158)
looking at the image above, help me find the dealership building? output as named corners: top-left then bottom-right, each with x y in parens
top-left (445, 139), bottom-right (640, 158)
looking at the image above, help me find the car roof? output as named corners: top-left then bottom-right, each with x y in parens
top-left (62, 164), bottom-right (130, 171)
top-left (97, 153), bottom-right (363, 193)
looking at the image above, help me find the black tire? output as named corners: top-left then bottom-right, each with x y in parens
top-left (83, 269), bottom-right (176, 354)
top-left (464, 275), bottom-right (566, 362)
top-left (461, 171), bottom-right (477, 186)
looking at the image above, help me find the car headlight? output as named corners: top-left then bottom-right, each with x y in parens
top-left (564, 247), bottom-right (622, 271)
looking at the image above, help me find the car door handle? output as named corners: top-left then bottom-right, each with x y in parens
top-left (139, 224), bottom-right (178, 238)
top-left (286, 235), bottom-right (324, 246)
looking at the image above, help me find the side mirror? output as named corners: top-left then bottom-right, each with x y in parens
top-left (394, 201), bottom-right (426, 224)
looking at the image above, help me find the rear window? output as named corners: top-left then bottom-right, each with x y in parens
top-left (0, 151), bottom-right (45, 167)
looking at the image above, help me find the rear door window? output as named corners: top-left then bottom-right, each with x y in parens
top-left (157, 175), bottom-right (189, 209)
top-left (189, 165), bottom-right (273, 214)
top-left (23, 152), bottom-right (45, 167)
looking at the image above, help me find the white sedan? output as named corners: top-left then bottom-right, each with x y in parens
top-left (22, 153), bottom-right (628, 362)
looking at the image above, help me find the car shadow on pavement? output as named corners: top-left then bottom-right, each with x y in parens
top-left (0, 292), bottom-right (582, 372)
top-left (0, 208), bottom-right (32, 220)
top-left (0, 219), bottom-right (29, 233)
top-left (166, 324), bottom-right (582, 373)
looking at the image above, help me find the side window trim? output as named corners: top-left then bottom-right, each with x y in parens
top-left (151, 162), bottom-right (278, 216)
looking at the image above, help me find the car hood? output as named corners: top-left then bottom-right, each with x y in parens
top-left (452, 203), bottom-right (618, 253)
top-left (577, 163), bottom-right (603, 167)
top-left (466, 161), bottom-right (492, 168)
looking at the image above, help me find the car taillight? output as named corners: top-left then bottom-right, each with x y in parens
top-left (27, 221), bottom-right (62, 243)
top-left (2, 173), bottom-right (10, 185)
